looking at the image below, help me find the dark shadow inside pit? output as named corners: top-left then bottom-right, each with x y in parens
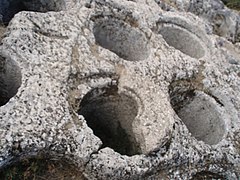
top-left (0, 0), bottom-right (66, 25)
top-left (159, 25), bottom-right (205, 59)
top-left (0, 157), bottom-right (86, 180)
top-left (169, 80), bottom-right (226, 145)
top-left (93, 17), bottom-right (150, 61)
top-left (0, 55), bottom-right (22, 106)
top-left (78, 84), bottom-right (141, 156)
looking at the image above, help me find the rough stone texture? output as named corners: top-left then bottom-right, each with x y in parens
top-left (0, 0), bottom-right (240, 179)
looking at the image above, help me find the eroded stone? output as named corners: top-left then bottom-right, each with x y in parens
top-left (0, 0), bottom-right (239, 179)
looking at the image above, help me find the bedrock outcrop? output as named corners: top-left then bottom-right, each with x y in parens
top-left (0, 0), bottom-right (240, 179)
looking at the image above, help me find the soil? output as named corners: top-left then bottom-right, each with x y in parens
top-left (0, 158), bottom-right (86, 180)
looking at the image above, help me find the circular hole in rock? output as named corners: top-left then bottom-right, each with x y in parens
top-left (78, 84), bottom-right (141, 156)
top-left (169, 81), bottom-right (226, 145)
top-left (0, 0), bottom-right (66, 25)
top-left (0, 158), bottom-right (86, 179)
top-left (159, 25), bottom-right (205, 59)
top-left (0, 55), bottom-right (22, 106)
top-left (93, 18), bottom-right (150, 61)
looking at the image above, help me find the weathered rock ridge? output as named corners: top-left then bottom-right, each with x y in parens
top-left (0, 0), bottom-right (240, 179)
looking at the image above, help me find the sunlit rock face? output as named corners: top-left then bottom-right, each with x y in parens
top-left (0, 0), bottom-right (239, 179)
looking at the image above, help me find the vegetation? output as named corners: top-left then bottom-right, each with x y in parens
top-left (0, 158), bottom-right (85, 180)
top-left (222, 0), bottom-right (240, 10)
top-left (0, 24), bottom-right (6, 42)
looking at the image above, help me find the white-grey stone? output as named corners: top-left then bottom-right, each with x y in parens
top-left (0, 0), bottom-right (239, 179)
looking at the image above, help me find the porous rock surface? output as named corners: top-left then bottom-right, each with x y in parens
top-left (0, 0), bottom-right (240, 179)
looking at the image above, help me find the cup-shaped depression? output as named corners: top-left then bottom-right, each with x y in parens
top-left (78, 84), bottom-right (141, 156)
top-left (93, 18), bottom-right (150, 61)
top-left (159, 25), bottom-right (205, 59)
top-left (0, 55), bottom-right (21, 106)
top-left (169, 82), bottom-right (226, 145)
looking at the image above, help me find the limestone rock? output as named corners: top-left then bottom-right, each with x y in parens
top-left (0, 0), bottom-right (239, 179)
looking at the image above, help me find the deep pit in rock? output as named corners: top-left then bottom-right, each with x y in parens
top-left (169, 80), bottom-right (226, 145)
top-left (78, 84), bottom-right (141, 156)
top-left (93, 17), bottom-right (150, 61)
top-left (0, 55), bottom-right (22, 106)
top-left (0, 0), bottom-right (66, 25)
top-left (159, 25), bottom-right (205, 59)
